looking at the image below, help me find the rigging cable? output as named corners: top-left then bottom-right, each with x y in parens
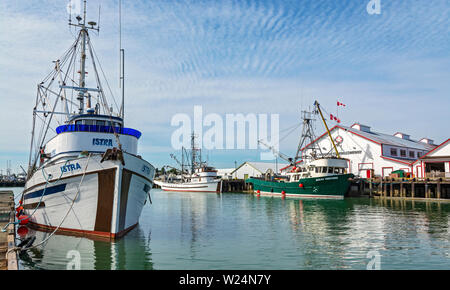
top-left (8, 154), bottom-right (92, 253)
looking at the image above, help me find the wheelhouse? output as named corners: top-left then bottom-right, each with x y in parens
top-left (56, 114), bottom-right (141, 139)
top-left (286, 158), bottom-right (348, 181)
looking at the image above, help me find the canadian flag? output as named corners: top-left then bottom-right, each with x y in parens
top-left (337, 101), bottom-right (346, 107)
top-left (330, 114), bottom-right (341, 123)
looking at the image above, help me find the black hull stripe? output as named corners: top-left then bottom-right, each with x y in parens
top-left (24, 184), bottom-right (67, 200)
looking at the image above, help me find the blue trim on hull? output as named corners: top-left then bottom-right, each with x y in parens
top-left (56, 124), bottom-right (142, 139)
top-left (24, 183), bottom-right (67, 200)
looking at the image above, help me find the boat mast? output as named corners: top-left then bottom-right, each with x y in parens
top-left (294, 109), bottom-right (322, 162)
top-left (78, 1), bottom-right (87, 114)
top-left (314, 100), bottom-right (341, 158)
top-left (191, 132), bottom-right (196, 174)
top-left (69, 0), bottom-right (99, 114)
top-left (119, 0), bottom-right (125, 122)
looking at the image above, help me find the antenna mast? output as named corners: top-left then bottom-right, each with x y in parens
top-left (119, 0), bottom-right (125, 121)
top-left (294, 108), bottom-right (323, 162)
top-left (68, 0), bottom-right (100, 114)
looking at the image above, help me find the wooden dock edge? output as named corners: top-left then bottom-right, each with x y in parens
top-left (0, 191), bottom-right (18, 270)
top-left (372, 195), bottom-right (450, 203)
top-left (7, 217), bottom-right (18, 270)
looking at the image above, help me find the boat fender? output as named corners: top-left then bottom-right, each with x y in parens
top-left (299, 183), bottom-right (304, 188)
top-left (17, 226), bottom-right (29, 238)
top-left (18, 215), bottom-right (30, 225)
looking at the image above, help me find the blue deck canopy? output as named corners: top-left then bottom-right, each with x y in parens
top-left (56, 124), bottom-right (142, 139)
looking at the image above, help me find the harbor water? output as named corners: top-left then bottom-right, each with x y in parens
top-left (9, 188), bottom-right (450, 270)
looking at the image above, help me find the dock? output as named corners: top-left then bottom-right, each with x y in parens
top-left (221, 179), bottom-right (252, 193)
top-left (350, 178), bottom-right (450, 202)
top-left (0, 191), bottom-right (18, 270)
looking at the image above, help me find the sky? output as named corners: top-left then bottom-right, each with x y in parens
top-left (0, 0), bottom-right (449, 173)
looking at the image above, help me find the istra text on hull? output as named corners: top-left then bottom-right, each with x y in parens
top-left (20, 4), bottom-right (155, 240)
top-left (247, 158), bottom-right (353, 199)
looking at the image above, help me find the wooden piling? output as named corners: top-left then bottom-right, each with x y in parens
top-left (400, 181), bottom-right (404, 198)
top-left (437, 180), bottom-right (441, 199)
top-left (0, 191), bottom-right (17, 270)
top-left (390, 180), bottom-right (393, 198)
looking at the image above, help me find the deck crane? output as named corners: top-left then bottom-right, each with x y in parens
top-left (258, 140), bottom-right (295, 166)
top-left (170, 153), bottom-right (188, 174)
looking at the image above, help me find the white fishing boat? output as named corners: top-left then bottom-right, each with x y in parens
top-left (20, 2), bottom-right (155, 239)
top-left (154, 134), bottom-right (221, 193)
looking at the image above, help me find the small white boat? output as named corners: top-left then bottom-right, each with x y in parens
top-left (21, 3), bottom-right (155, 239)
top-left (155, 167), bottom-right (221, 193)
top-left (155, 133), bottom-right (221, 193)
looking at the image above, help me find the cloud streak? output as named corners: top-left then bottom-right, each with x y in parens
top-left (0, 0), bottom-right (449, 171)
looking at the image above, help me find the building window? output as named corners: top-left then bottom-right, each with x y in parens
top-left (418, 152), bottom-right (423, 158)
top-left (409, 151), bottom-right (415, 158)
top-left (390, 148), bottom-right (398, 156)
top-left (400, 150), bottom-right (406, 157)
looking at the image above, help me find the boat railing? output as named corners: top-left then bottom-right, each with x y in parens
top-left (56, 124), bottom-right (142, 139)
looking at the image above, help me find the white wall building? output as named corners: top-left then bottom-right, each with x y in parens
top-left (231, 161), bottom-right (289, 180)
top-left (216, 168), bottom-right (235, 179)
top-left (413, 139), bottom-right (450, 179)
top-left (283, 123), bottom-right (436, 178)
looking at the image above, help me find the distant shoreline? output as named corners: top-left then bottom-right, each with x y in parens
top-left (0, 182), bottom-right (25, 188)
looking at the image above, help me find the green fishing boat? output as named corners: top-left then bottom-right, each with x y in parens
top-left (248, 101), bottom-right (354, 199)
top-left (247, 158), bottom-right (353, 199)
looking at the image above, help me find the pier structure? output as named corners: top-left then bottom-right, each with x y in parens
top-left (0, 191), bottom-right (18, 270)
top-left (221, 179), bottom-right (252, 193)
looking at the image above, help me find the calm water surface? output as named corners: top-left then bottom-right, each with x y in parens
top-left (8, 188), bottom-right (450, 270)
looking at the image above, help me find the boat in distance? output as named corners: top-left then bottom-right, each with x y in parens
top-left (155, 133), bottom-right (221, 193)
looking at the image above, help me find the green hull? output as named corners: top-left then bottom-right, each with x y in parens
top-left (247, 174), bottom-right (354, 199)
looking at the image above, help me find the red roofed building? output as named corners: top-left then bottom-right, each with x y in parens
top-left (412, 139), bottom-right (450, 179)
top-left (283, 123), bottom-right (437, 178)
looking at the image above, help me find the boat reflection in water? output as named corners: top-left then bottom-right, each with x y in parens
top-left (18, 225), bottom-right (153, 270)
top-left (17, 189), bottom-right (450, 270)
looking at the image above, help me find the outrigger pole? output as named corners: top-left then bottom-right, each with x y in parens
top-left (314, 100), bottom-right (341, 159)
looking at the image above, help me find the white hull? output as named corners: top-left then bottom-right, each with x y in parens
top-left (23, 152), bottom-right (155, 239)
top-left (154, 179), bottom-right (221, 193)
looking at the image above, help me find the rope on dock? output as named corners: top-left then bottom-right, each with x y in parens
top-left (1, 160), bottom-right (72, 233)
